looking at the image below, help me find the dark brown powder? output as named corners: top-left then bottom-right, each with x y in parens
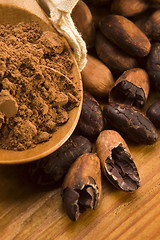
top-left (0, 22), bottom-right (80, 151)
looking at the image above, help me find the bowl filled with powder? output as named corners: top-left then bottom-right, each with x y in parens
top-left (0, 0), bottom-right (82, 163)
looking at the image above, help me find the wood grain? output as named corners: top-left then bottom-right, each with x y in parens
top-left (0, 93), bottom-right (160, 240)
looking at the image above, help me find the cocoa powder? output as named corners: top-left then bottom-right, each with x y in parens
top-left (0, 22), bottom-right (80, 151)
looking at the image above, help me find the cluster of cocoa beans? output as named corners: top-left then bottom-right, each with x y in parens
top-left (28, 0), bottom-right (160, 221)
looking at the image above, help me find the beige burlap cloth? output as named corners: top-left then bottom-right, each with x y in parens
top-left (37, 0), bottom-right (87, 71)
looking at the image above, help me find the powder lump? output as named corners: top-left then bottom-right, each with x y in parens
top-left (0, 22), bottom-right (80, 151)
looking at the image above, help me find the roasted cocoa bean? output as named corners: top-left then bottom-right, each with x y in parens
top-left (81, 54), bottom-right (114, 97)
top-left (96, 32), bottom-right (138, 74)
top-left (103, 102), bottom-right (159, 144)
top-left (72, 0), bottom-right (95, 48)
top-left (62, 153), bottom-right (102, 221)
top-left (96, 130), bottom-right (140, 191)
top-left (144, 10), bottom-right (160, 41)
top-left (109, 68), bottom-right (150, 108)
top-left (146, 42), bottom-right (160, 91)
top-left (76, 91), bottom-right (104, 140)
top-left (28, 135), bottom-right (92, 187)
top-left (111, 0), bottom-right (148, 17)
top-left (146, 99), bottom-right (160, 128)
top-left (99, 14), bottom-right (151, 57)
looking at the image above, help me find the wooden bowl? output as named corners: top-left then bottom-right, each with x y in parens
top-left (0, 0), bottom-right (83, 164)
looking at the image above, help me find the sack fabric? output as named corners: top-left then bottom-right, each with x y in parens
top-left (37, 0), bottom-right (87, 71)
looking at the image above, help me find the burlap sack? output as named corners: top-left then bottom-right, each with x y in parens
top-left (37, 0), bottom-right (87, 71)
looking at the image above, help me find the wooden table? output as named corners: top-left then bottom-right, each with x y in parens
top-left (0, 93), bottom-right (160, 240)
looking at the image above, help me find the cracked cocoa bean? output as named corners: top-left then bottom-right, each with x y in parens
top-left (146, 42), bottom-right (160, 91)
top-left (28, 135), bottom-right (92, 187)
top-left (109, 68), bottom-right (149, 108)
top-left (146, 99), bottom-right (160, 128)
top-left (99, 14), bottom-right (151, 57)
top-left (76, 91), bottom-right (104, 140)
top-left (96, 130), bottom-right (140, 191)
top-left (62, 153), bottom-right (101, 221)
top-left (103, 102), bottom-right (159, 144)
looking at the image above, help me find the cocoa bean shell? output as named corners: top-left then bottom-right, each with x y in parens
top-left (103, 102), bottom-right (159, 144)
top-left (109, 68), bottom-right (150, 108)
top-left (99, 14), bottom-right (151, 57)
top-left (62, 153), bottom-right (102, 221)
top-left (96, 31), bottom-right (138, 74)
top-left (96, 130), bottom-right (140, 191)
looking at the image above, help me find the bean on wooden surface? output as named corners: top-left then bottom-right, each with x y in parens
top-left (62, 153), bottom-right (102, 221)
top-left (96, 130), bottom-right (140, 192)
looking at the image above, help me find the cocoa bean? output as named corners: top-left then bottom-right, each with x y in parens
top-left (76, 91), bottom-right (104, 140)
top-left (81, 54), bottom-right (114, 97)
top-left (103, 102), bottom-right (159, 144)
top-left (96, 31), bottom-right (138, 74)
top-left (146, 42), bottom-right (160, 91)
top-left (99, 14), bottom-right (151, 57)
top-left (146, 99), bottom-right (160, 128)
top-left (28, 135), bottom-right (92, 187)
top-left (72, 0), bottom-right (95, 48)
top-left (62, 153), bottom-right (102, 221)
top-left (144, 10), bottom-right (160, 41)
top-left (111, 0), bottom-right (148, 17)
top-left (109, 68), bottom-right (150, 108)
top-left (96, 130), bottom-right (140, 191)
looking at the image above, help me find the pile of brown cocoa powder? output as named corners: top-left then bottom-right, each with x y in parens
top-left (0, 22), bottom-right (80, 151)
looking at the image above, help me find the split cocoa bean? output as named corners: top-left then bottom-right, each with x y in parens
top-left (81, 54), bottom-right (114, 97)
top-left (99, 14), bottom-right (151, 57)
top-left (96, 130), bottom-right (140, 191)
top-left (62, 153), bottom-right (101, 221)
top-left (103, 102), bottom-right (159, 144)
top-left (76, 91), bottom-right (104, 140)
top-left (96, 31), bottom-right (138, 74)
top-left (147, 99), bottom-right (160, 128)
top-left (109, 68), bottom-right (150, 108)
top-left (111, 0), bottom-right (148, 17)
top-left (28, 135), bottom-right (92, 187)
